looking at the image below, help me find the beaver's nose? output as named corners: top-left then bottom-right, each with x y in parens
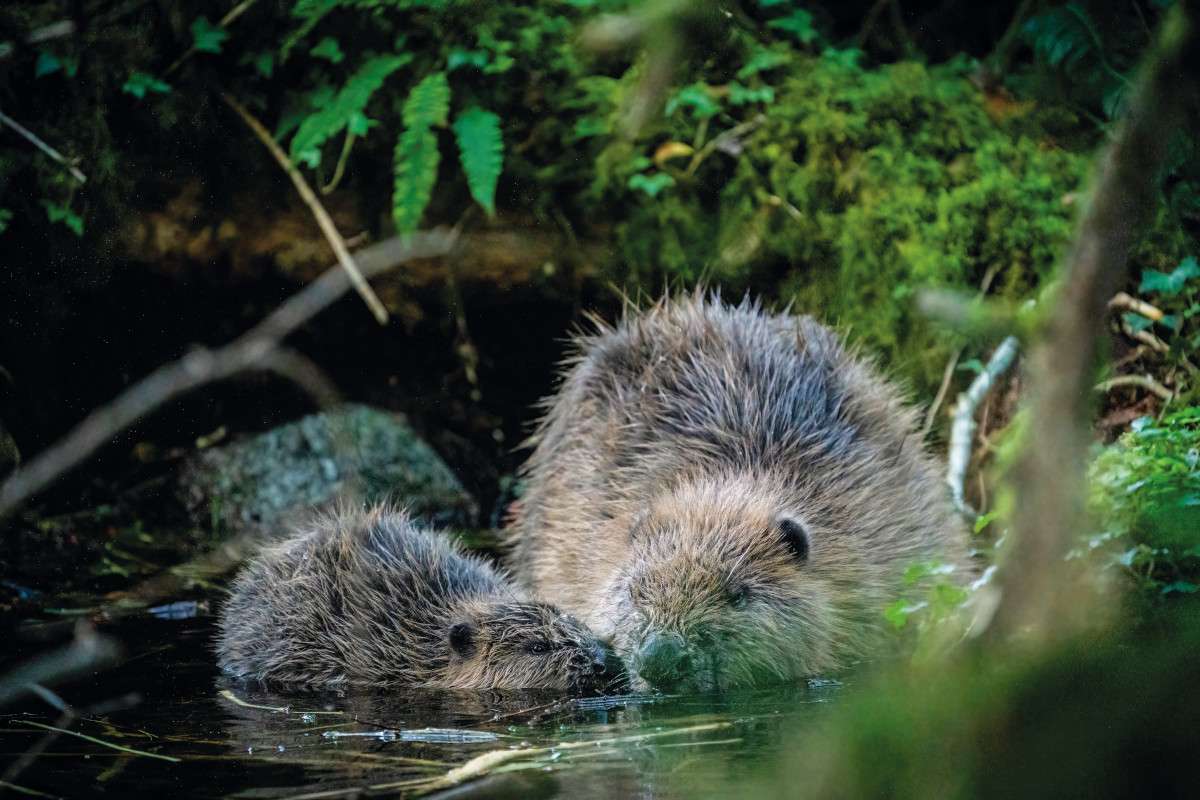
top-left (636, 632), bottom-right (690, 689)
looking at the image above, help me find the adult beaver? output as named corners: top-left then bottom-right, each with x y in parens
top-left (509, 294), bottom-right (970, 691)
top-left (217, 505), bottom-right (609, 691)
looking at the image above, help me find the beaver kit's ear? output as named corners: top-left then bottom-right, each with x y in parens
top-left (448, 622), bottom-right (477, 658)
top-left (775, 516), bottom-right (810, 563)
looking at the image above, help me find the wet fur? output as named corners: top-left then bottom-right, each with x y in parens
top-left (508, 294), bottom-right (971, 690)
top-left (217, 505), bottom-right (606, 691)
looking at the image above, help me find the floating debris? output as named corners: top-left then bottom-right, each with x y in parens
top-left (323, 727), bottom-right (500, 744)
top-left (571, 694), bottom-right (659, 712)
top-left (148, 600), bottom-right (201, 620)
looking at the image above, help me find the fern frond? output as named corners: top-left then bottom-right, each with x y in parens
top-left (402, 71), bottom-right (451, 129)
top-left (393, 126), bottom-right (440, 233)
top-left (289, 54), bottom-right (411, 167)
top-left (452, 107), bottom-right (503, 216)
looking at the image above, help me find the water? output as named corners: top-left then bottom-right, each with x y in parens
top-left (1, 617), bottom-right (842, 799)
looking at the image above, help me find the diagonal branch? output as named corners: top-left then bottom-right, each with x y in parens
top-left (0, 230), bottom-right (455, 520)
top-left (221, 92), bottom-right (390, 324)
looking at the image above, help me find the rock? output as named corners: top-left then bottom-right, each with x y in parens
top-left (178, 405), bottom-right (478, 534)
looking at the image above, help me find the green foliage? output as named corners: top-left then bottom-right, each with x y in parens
top-left (190, 17), bottom-right (229, 55)
top-left (289, 54), bottom-right (412, 167)
top-left (392, 72), bottom-right (451, 233)
top-left (400, 71), bottom-right (451, 129)
top-left (452, 107), bottom-right (503, 216)
top-left (1088, 408), bottom-right (1200, 602)
top-left (121, 72), bottom-right (171, 99)
top-left (41, 200), bottom-right (83, 236)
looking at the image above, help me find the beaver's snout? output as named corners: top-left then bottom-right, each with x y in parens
top-left (635, 631), bottom-right (691, 689)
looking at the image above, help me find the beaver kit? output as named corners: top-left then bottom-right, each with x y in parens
top-left (216, 506), bottom-right (609, 691)
top-left (509, 294), bottom-right (970, 691)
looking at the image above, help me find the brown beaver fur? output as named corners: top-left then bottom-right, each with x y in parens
top-left (508, 294), bottom-right (971, 691)
top-left (217, 505), bottom-right (609, 691)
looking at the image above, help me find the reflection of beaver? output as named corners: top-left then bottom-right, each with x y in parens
top-left (217, 506), bottom-right (609, 691)
top-left (509, 294), bottom-right (970, 691)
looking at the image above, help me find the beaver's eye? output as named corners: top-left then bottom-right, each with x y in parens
top-left (526, 641), bottom-right (552, 655)
top-left (728, 586), bottom-right (751, 609)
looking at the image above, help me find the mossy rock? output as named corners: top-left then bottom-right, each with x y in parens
top-left (178, 404), bottom-right (478, 534)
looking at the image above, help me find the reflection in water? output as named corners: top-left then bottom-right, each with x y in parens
top-left (1, 619), bottom-right (842, 798)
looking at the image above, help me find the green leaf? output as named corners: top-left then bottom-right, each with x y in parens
top-left (402, 71), bottom-right (451, 128)
top-left (392, 126), bottom-right (441, 234)
top-left (665, 83), bottom-right (719, 118)
top-left (310, 37), bottom-right (344, 63)
top-left (35, 51), bottom-right (62, 78)
top-left (0, 208), bottom-right (12, 234)
top-left (448, 48), bottom-right (490, 71)
top-left (251, 52), bottom-right (275, 78)
top-left (768, 10), bottom-right (818, 44)
top-left (628, 172), bottom-right (675, 198)
top-left (289, 54), bottom-right (411, 167)
top-left (1121, 312), bottom-right (1153, 333)
top-left (736, 49), bottom-right (790, 80)
top-left (1139, 257), bottom-right (1200, 296)
top-left (41, 200), bottom-right (83, 236)
top-left (122, 71), bottom-right (171, 99)
top-left (728, 82), bottom-right (775, 106)
top-left (190, 17), bottom-right (229, 54)
top-left (453, 107), bottom-right (503, 216)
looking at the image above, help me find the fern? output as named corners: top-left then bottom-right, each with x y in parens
top-left (393, 127), bottom-right (441, 234)
top-left (452, 107), bottom-right (503, 216)
top-left (289, 54), bottom-right (411, 167)
top-left (391, 72), bottom-right (451, 233)
top-left (401, 71), bottom-right (451, 128)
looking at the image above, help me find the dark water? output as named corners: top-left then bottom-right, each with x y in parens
top-left (1, 618), bottom-right (842, 799)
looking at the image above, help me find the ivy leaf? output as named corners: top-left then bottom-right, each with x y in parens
top-left (768, 10), bottom-right (818, 44)
top-left (311, 37), bottom-right (344, 63)
top-left (191, 17), bottom-right (229, 54)
top-left (122, 71), bottom-right (171, 99)
top-left (402, 71), bottom-right (451, 129)
top-left (665, 83), bottom-right (719, 119)
top-left (448, 48), bottom-right (489, 71)
top-left (251, 52), bottom-right (274, 78)
top-left (392, 126), bottom-right (440, 234)
top-left (41, 200), bottom-right (83, 236)
top-left (728, 82), bottom-right (775, 106)
top-left (1139, 257), bottom-right (1200, 296)
top-left (453, 107), bottom-right (503, 216)
top-left (35, 51), bottom-right (62, 77)
top-left (628, 172), bottom-right (675, 198)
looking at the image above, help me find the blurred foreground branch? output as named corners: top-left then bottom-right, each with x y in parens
top-left (0, 230), bottom-right (456, 521)
top-left (991, 4), bottom-right (1200, 641)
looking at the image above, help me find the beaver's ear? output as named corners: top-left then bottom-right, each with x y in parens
top-left (775, 516), bottom-right (810, 563)
top-left (449, 622), bottom-right (476, 658)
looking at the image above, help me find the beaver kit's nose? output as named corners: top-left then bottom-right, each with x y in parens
top-left (635, 632), bottom-right (691, 689)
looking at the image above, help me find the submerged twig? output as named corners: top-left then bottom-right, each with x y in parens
top-left (946, 336), bottom-right (1020, 521)
top-left (0, 779), bottom-right (60, 799)
top-left (15, 721), bottom-right (180, 763)
top-left (221, 93), bottom-right (387, 324)
top-left (0, 229), bottom-right (454, 520)
top-left (218, 689), bottom-right (344, 716)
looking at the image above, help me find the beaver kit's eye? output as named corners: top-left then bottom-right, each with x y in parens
top-left (525, 640), bottom-right (553, 655)
top-left (776, 516), bottom-right (810, 563)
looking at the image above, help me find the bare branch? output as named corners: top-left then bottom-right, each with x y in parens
top-left (221, 92), bottom-right (390, 324)
top-left (164, 0), bottom-right (261, 76)
top-left (946, 336), bottom-right (1020, 521)
top-left (1095, 373), bottom-right (1174, 401)
top-left (1108, 291), bottom-right (1165, 322)
top-left (0, 110), bottom-right (86, 184)
top-left (0, 230), bottom-right (455, 520)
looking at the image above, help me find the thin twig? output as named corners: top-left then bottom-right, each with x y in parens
top-left (946, 336), bottom-right (1020, 521)
top-left (1109, 291), bottom-right (1165, 321)
top-left (15, 721), bottom-right (180, 763)
top-left (1095, 374), bottom-right (1174, 401)
top-left (218, 689), bottom-right (344, 716)
top-left (0, 780), bottom-right (61, 799)
top-left (320, 131), bottom-right (356, 195)
top-left (0, 110), bottom-right (86, 184)
top-left (0, 230), bottom-right (454, 520)
top-left (221, 92), bottom-right (389, 324)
